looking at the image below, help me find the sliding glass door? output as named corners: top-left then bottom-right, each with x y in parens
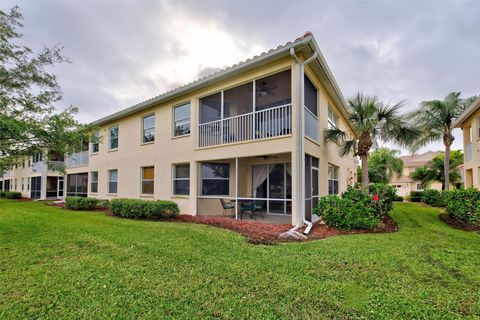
top-left (252, 163), bottom-right (292, 215)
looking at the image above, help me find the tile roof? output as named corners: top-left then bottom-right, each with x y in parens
top-left (92, 32), bottom-right (324, 126)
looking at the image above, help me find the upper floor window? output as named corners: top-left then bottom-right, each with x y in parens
top-left (304, 75), bottom-right (317, 117)
top-left (109, 126), bottom-right (119, 150)
top-left (328, 164), bottom-right (339, 195)
top-left (91, 131), bottom-right (99, 153)
top-left (328, 107), bottom-right (338, 129)
top-left (32, 153), bottom-right (43, 163)
top-left (173, 103), bottom-right (191, 136)
top-left (142, 114), bottom-right (155, 143)
top-left (477, 117), bottom-right (480, 140)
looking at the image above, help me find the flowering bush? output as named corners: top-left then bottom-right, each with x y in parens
top-left (315, 184), bottom-right (397, 230)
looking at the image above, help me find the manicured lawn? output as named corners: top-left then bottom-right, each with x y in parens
top-left (1, 200), bottom-right (479, 319)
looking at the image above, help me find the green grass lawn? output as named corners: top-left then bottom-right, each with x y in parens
top-left (1, 200), bottom-right (479, 319)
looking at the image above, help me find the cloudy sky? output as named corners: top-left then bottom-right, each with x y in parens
top-left (2, 0), bottom-right (479, 153)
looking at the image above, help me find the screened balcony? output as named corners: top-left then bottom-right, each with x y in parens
top-left (198, 70), bottom-right (292, 148)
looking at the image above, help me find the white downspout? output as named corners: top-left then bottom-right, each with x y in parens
top-left (282, 48), bottom-right (317, 238)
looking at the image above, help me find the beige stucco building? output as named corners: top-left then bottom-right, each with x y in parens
top-left (3, 33), bottom-right (357, 227)
top-left (453, 97), bottom-right (480, 188)
top-left (390, 151), bottom-right (444, 197)
top-left (0, 153), bottom-right (64, 199)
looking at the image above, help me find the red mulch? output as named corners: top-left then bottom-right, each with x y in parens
top-left (177, 214), bottom-right (398, 244)
top-left (43, 202), bottom-right (398, 244)
top-left (439, 213), bottom-right (480, 232)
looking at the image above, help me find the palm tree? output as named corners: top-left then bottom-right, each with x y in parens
top-left (410, 92), bottom-right (467, 190)
top-left (410, 151), bottom-right (463, 189)
top-left (368, 148), bottom-right (404, 184)
top-left (325, 93), bottom-right (418, 192)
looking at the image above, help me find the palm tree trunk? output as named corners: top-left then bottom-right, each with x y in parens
top-left (361, 154), bottom-right (369, 192)
top-left (444, 143), bottom-right (450, 190)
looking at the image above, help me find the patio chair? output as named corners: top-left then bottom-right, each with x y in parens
top-left (220, 198), bottom-right (235, 217)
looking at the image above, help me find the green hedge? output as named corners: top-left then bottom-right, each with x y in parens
top-left (422, 189), bottom-right (445, 207)
top-left (110, 198), bottom-right (179, 219)
top-left (410, 191), bottom-right (423, 202)
top-left (393, 195), bottom-right (404, 202)
top-left (0, 191), bottom-right (22, 199)
top-left (443, 188), bottom-right (480, 225)
top-left (65, 197), bottom-right (99, 210)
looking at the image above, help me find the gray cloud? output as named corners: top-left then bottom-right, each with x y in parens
top-left (2, 0), bottom-right (479, 153)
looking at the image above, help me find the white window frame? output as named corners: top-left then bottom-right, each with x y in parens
top-left (328, 164), bottom-right (339, 195)
top-left (173, 102), bottom-right (191, 137)
top-left (141, 114), bottom-right (155, 144)
top-left (109, 126), bottom-right (119, 150)
top-left (140, 166), bottom-right (155, 195)
top-left (21, 178), bottom-right (24, 191)
top-left (108, 169), bottom-right (118, 194)
top-left (172, 163), bottom-right (190, 195)
top-left (328, 107), bottom-right (339, 129)
top-left (91, 131), bottom-right (100, 154)
top-left (416, 183), bottom-right (424, 191)
top-left (90, 171), bottom-right (98, 193)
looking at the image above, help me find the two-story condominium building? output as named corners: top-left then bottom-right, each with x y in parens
top-left (390, 151), bottom-right (444, 197)
top-left (453, 97), bottom-right (480, 188)
top-left (0, 152), bottom-right (65, 199)
top-left (64, 32), bottom-right (357, 227)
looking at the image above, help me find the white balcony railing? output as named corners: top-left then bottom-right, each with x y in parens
top-left (66, 151), bottom-right (89, 168)
top-left (465, 143), bottom-right (472, 161)
top-left (198, 104), bottom-right (292, 148)
top-left (304, 106), bottom-right (319, 142)
top-left (31, 161), bottom-right (65, 172)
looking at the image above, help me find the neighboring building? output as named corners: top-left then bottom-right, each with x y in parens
top-left (390, 151), bottom-right (444, 197)
top-left (0, 152), bottom-right (65, 199)
top-left (453, 97), bottom-right (480, 188)
top-left (6, 32), bottom-right (356, 226)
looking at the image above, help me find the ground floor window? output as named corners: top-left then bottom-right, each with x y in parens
top-left (67, 173), bottom-right (88, 197)
top-left (141, 167), bottom-right (154, 195)
top-left (328, 164), bottom-right (339, 195)
top-left (108, 170), bottom-right (118, 194)
top-left (173, 164), bottom-right (190, 195)
top-left (416, 183), bottom-right (424, 191)
top-left (252, 162), bottom-right (292, 215)
top-left (201, 163), bottom-right (229, 195)
top-left (90, 171), bottom-right (98, 193)
top-left (21, 178), bottom-right (24, 191)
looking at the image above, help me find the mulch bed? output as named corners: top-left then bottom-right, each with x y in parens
top-left (178, 214), bottom-right (398, 244)
top-left (439, 213), bottom-right (480, 232)
top-left (44, 202), bottom-right (399, 244)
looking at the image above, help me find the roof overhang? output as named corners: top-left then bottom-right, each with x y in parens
top-left (92, 33), bottom-right (349, 128)
top-left (453, 97), bottom-right (480, 128)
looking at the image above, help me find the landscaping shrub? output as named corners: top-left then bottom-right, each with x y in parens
top-left (1, 191), bottom-right (22, 199)
top-left (96, 199), bottom-right (110, 210)
top-left (443, 188), bottom-right (480, 225)
top-left (368, 183), bottom-right (397, 213)
top-left (410, 191), bottom-right (423, 202)
top-left (65, 196), bottom-right (99, 210)
top-left (393, 195), bottom-right (404, 202)
top-left (422, 189), bottom-right (445, 207)
top-left (315, 195), bottom-right (380, 230)
top-left (110, 198), bottom-right (179, 219)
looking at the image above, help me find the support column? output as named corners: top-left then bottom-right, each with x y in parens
top-left (235, 157), bottom-right (238, 220)
top-left (190, 161), bottom-right (198, 215)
